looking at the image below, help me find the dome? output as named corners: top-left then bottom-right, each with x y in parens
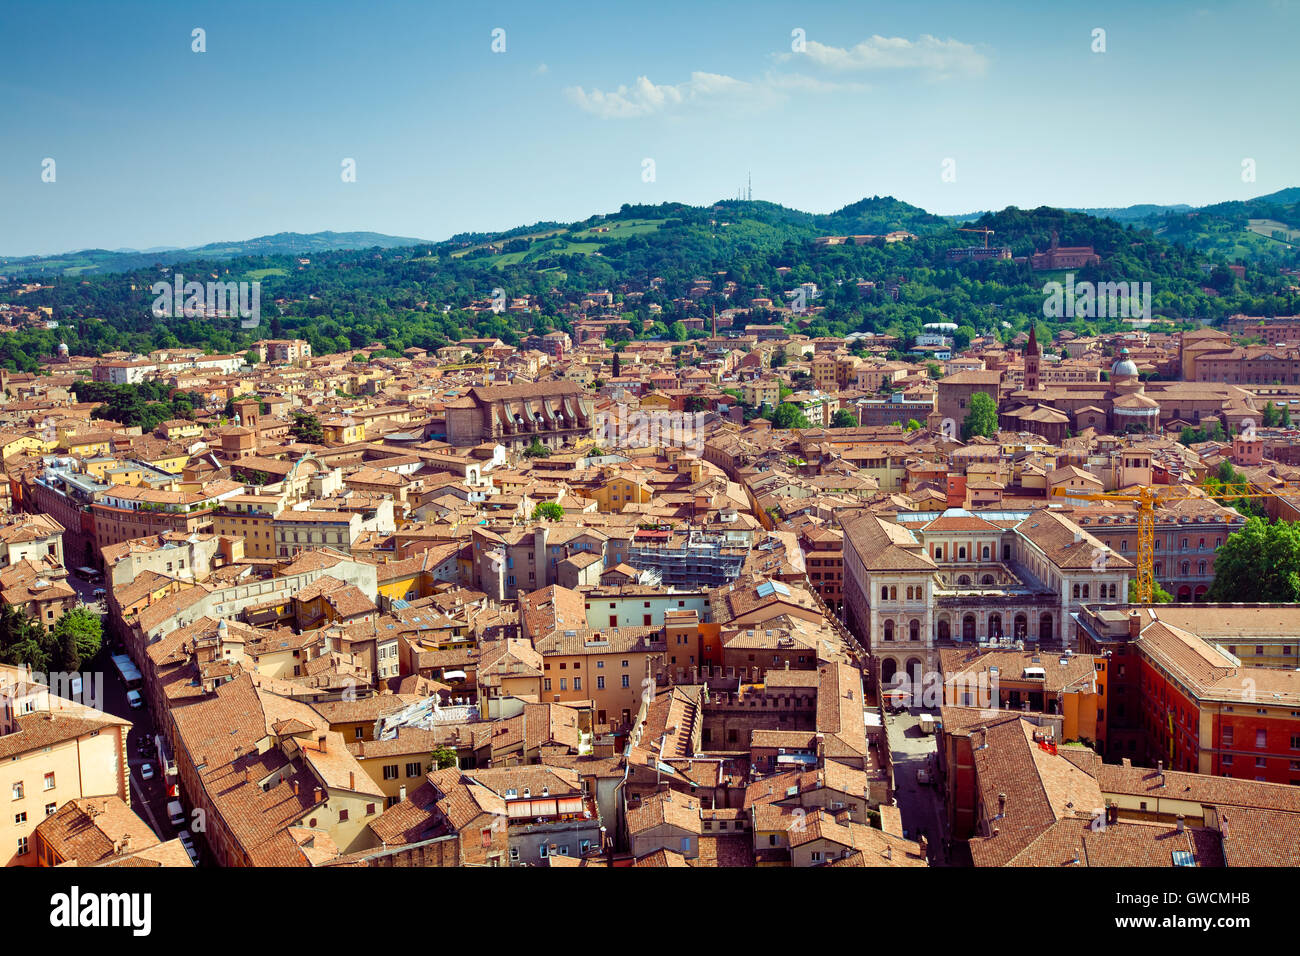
top-left (1111, 348), bottom-right (1139, 379)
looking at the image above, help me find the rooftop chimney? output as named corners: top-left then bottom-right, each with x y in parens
top-left (293, 780), bottom-right (300, 796)
top-left (1128, 612), bottom-right (1141, 639)
top-left (349, 771), bottom-right (355, 790)
top-left (997, 793), bottom-right (1007, 818)
top-left (318, 734), bottom-right (327, 752)
top-left (1175, 815), bottom-right (1185, 833)
top-left (313, 786), bottom-right (323, 803)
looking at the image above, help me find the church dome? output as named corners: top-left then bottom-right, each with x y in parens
top-left (1111, 348), bottom-right (1139, 379)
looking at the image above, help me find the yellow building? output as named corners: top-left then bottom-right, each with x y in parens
top-left (742, 379), bottom-right (781, 408)
top-left (592, 472), bottom-right (654, 513)
top-left (321, 417), bottom-right (366, 445)
top-left (0, 666), bottom-right (132, 868)
top-left (213, 494), bottom-right (283, 560)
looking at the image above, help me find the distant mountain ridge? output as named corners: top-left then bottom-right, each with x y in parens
top-left (0, 230), bottom-right (433, 277)
top-left (4, 188), bottom-right (1298, 279)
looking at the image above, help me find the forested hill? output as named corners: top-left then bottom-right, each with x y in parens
top-left (0, 231), bottom-right (431, 278)
top-left (1, 193), bottom-right (1298, 373)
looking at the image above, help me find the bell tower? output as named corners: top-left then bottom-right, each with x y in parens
top-left (1024, 325), bottom-right (1041, 391)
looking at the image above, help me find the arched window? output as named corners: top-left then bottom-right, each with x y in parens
top-left (883, 620), bottom-right (895, 642)
top-left (982, 546), bottom-right (990, 560)
top-left (1181, 561), bottom-right (1190, 575)
top-left (909, 619), bottom-right (920, 642)
top-left (1082, 584), bottom-right (1090, 599)
top-left (881, 585), bottom-right (888, 601)
top-left (1198, 560), bottom-right (1206, 575)
top-left (958, 546), bottom-right (967, 560)
top-left (958, 575), bottom-right (970, 586)
top-left (1073, 584), bottom-right (1080, 599)
top-left (889, 586), bottom-right (897, 601)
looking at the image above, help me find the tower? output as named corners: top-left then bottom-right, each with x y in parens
top-left (1024, 325), bottom-right (1041, 391)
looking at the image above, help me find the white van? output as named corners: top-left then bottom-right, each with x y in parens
top-left (167, 800), bottom-right (185, 827)
top-left (126, 690), bottom-right (143, 709)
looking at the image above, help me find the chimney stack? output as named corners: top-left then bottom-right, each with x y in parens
top-left (997, 793), bottom-right (1007, 817)
top-left (1128, 612), bottom-right (1141, 638)
top-left (1176, 815), bottom-right (1185, 833)
top-left (318, 734), bottom-right (327, 752)
top-left (313, 786), bottom-right (323, 803)
top-left (293, 780), bottom-right (300, 796)
top-left (349, 771), bottom-right (355, 790)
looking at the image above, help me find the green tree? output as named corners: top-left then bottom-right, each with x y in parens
top-left (669, 321), bottom-right (687, 342)
top-left (0, 602), bottom-right (55, 672)
top-left (51, 607), bottom-right (103, 671)
top-left (532, 501), bottom-right (564, 521)
top-left (904, 419), bottom-right (923, 431)
top-left (831, 409), bottom-right (859, 428)
top-left (431, 746), bottom-right (458, 770)
top-left (1207, 518), bottom-right (1300, 603)
top-left (1129, 579), bottom-right (1174, 604)
top-left (289, 411), bottom-right (324, 444)
top-left (244, 350), bottom-right (260, 365)
top-left (771, 403), bottom-right (811, 430)
top-left (961, 391), bottom-right (999, 440)
top-left (523, 438), bottom-right (550, 458)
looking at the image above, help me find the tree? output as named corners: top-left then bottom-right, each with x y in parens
top-left (431, 746), bottom-right (458, 770)
top-left (289, 411), bottom-right (324, 444)
top-left (532, 501), bottom-right (564, 521)
top-left (961, 391), bottom-right (998, 440)
top-left (904, 419), bottom-right (923, 431)
top-left (51, 607), bottom-right (103, 671)
top-left (831, 409), bottom-right (858, 428)
top-left (523, 438), bottom-right (550, 458)
top-left (1129, 579), bottom-right (1173, 604)
top-left (669, 321), bottom-right (687, 341)
top-left (1207, 518), bottom-right (1300, 603)
top-left (0, 602), bottom-right (55, 672)
top-left (771, 402), bottom-right (811, 430)
top-left (244, 350), bottom-right (260, 365)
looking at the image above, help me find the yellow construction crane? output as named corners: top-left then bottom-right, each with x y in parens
top-left (958, 226), bottom-right (995, 249)
top-left (1052, 480), bottom-right (1300, 603)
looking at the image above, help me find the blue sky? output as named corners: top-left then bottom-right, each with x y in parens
top-left (2, 0), bottom-right (1297, 255)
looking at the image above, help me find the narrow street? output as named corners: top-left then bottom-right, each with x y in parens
top-left (885, 708), bottom-right (948, 865)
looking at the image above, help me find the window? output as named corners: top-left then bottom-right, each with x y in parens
top-left (544, 679), bottom-right (552, 691)
top-left (597, 676), bottom-right (605, 689)
top-left (406, 762), bottom-right (423, 777)
top-left (621, 675), bottom-right (630, 689)
top-left (338, 809), bottom-right (349, 822)
top-left (17, 836), bottom-right (27, 856)
top-left (559, 679), bottom-right (567, 691)
top-left (1256, 729), bottom-right (1267, 748)
top-left (43, 773), bottom-right (55, 791)
top-left (44, 802), bottom-right (56, 816)
top-left (573, 677), bottom-right (581, 691)
top-left (10, 782), bottom-right (22, 801)
top-left (1222, 727), bottom-right (1234, 746)
top-left (383, 765), bottom-right (399, 780)
top-left (13, 812), bottom-right (26, 824)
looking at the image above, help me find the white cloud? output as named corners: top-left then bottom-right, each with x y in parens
top-left (788, 34), bottom-right (988, 78)
top-left (535, 63), bottom-right (549, 75)
top-left (565, 72), bottom-right (753, 119)
top-left (565, 69), bottom-right (865, 119)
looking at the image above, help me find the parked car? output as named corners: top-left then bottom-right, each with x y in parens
top-left (915, 767), bottom-right (932, 786)
top-left (140, 763), bottom-right (154, 781)
top-left (167, 800), bottom-right (185, 827)
top-left (126, 690), bottom-right (143, 709)
top-left (92, 588), bottom-right (106, 599)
